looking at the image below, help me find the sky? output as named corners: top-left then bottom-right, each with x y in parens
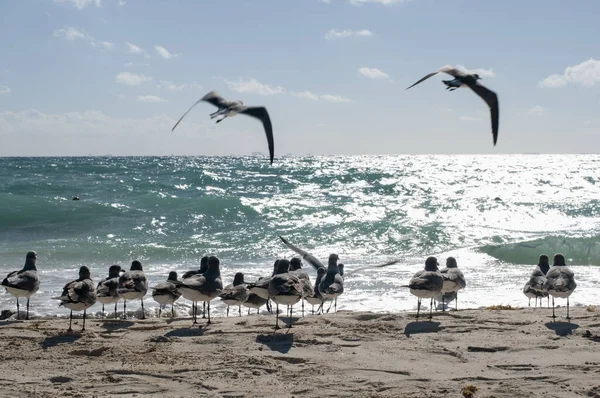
top-left (0, 0), bottom-right (599, 157)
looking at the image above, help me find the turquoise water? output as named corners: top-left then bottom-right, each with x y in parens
top-left (1, 155), bottom-right (599, 317)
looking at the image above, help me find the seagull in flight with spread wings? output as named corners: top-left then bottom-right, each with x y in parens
top-left (406, 65), bottom-right (499, 146)
top-left (171, 91), bottom-right (275, 165)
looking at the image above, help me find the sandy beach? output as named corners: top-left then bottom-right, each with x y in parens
top-left (0, 305), bottom-right (598, 398)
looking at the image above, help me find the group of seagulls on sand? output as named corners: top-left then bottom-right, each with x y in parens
top-left (170, 65), bottom-right (500, 165)
top-left (2, 246), bottom-right (577, 331)
top-left (523, 253), bottom-right (577, 320)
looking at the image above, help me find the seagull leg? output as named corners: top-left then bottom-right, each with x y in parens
top-left (102, 304), bottom-right (105, 317)
top-left (552, 297), bottom-right (556, 321)
top-left (274, 303), bottom-right (281, 330)
top-left (429, 298), bottom-right (433, 321)
top-left (202, 302), bottom-right (206, 319)
top-left (171, 305), bottom-right (175, 318)
top-left (158, 307), bottom-right (162, 318)
top-left (455, 292), bottom-right (458, 311)
top-left (302, 300), bottom-right (305, 317)
top-left (68, 310), bottom-right (73, 332)
top-left (82, 309), bottom-right (87, 332)
top-left (123, 299), bottom-right (127, 319)
top-left (416, 299), bottom-right (421, 321)
top-left (326, 300), bottom-right (334, 313)
top-left (528, 298), bottom-right (531, 307)
top-left (442, 293), bottom-right (446, 312)
top-left (266, 300), bottom-right (272, 314)
top-left (16, 298), bottom-right (20, 320)
top-left (206, 301), bottom-right (211, 326)
top-left (226, 306), bottom-right (229, 318)
top-left (289, 305), bottom-right (293, 329)
top-left (114, 302), bottom-right (118, 319)
top-left (26, 298), bottom-right (30, 320)
top-left (566, 297), bottom-right (571, 321)
top-left (215, 116), bottom-right (228, 124)
top-left (238, 305), bottom-right (241, 317)
top-left (141, 299), bottom-right (145, 320)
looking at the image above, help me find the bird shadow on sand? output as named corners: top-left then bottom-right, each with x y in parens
top-left (404, 321), bottom-right (441, 337)
top-left (40, 333), bottom-right (82, 350)
top-left (164, 327), bottom-right (207, 338)
top-left (256, 333), bottom-right (294, 354)
top-left (545, 321), bottom-right (579, 336)
top-left (99, 320), bottom-right (135, 331)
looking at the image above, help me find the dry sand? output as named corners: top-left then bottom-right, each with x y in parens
top-left (0, 306), bottom-right (599, 398)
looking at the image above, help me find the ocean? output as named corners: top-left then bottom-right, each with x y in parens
top-left (1, 155), bottom-right (599, 318)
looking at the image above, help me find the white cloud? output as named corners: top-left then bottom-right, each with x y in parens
top-left (224, 77), bottom-right (284, 96)
top-left (0, 86), bottom-right (11, 96)
top-left (137, 95), bottom-right (167, 103)
top-left (53, 0), bottom-right (102, 9)
top-left (320, 94), bottom-right (352, 103)
top-left (460, 116), bottom-right (481, 121)
top-left (292, 91), bottom-right (319, 100)
top-left (539, 74), bottom-right (568, 88)
top-left (539, 59), bottom-right (600, 88)
top-left (125, 42), bottom-right (150, 58)
top-left (124, 62), bottom-right (150, 68)
top-left (118, 0), bottom-right (126, 6)
top-left (54, 27), bottom-right (113, 50)
top-left (321, 0), bottom-right (331, 3)
top-left (154, 45), bottom-right (180, 59)
top-left (456, 65), bottom-right (496, 78)
top-left (525, 105), bottom-right (545, 116)
top-left (115, 72), bottom-right (151, 86)
top-left (349, 0), bottom-right (411, 5)
top-left (53, 27), bottom-right (90, 41)
top-left (156, 81), bottom-right (202, 91)
top-left (358, 67), bottom-right (389, 79)
top-left (325, 29), bottom-right (374, 40)
top-left (97, 41), bottom-right (114, 50)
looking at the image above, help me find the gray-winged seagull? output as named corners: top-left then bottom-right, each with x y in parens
top-left (171, 91), bottom-right (275, 165)
top-left (406, 65), bottom-right (499, 146)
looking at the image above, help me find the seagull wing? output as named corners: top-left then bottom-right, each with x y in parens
top-left (405, 71), bottom-right (440, 90)
top-left (239, 106), bottom-right (275, 165)
top-left (279, 236), bottom-right (326, 271)
top-left (343, 259), bottom-right (402, 278)
top-left (466, 83), bottom-right (499, 145)
top-left (171, 91), bottom-right (230, 132)
top-left (438, 65), bottom-right (468, 78)
top-left (201, 91), bottom-right (230, 108)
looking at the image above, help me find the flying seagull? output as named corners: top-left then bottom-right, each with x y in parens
top-left (171, 91), bottom-right (275, 165)
top-left (406, 65), bottom-right (499, 146)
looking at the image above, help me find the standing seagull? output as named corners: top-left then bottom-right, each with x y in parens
top-left (117, 260), bottom-right (148, 319)
top-left (171, 91), bottom-right (275, 165)
top-left (96, 265), bottom-right (122, 318)
top-left (219, 272), bottom-right (249, 317)
top-left (177, 256), bottom-right (223, 325)
top-left (182, 256), bottom-right (209, 320)
top-left (1, 251), bottom-right (40, 320)
top-left (440, 257), bottom-right (466, 311)
top-left (268, 259), bottom-right (304, 330)
top-left (53, 266), bottom-right (96, 332)
top-left (408, 257), bottom-right (444, 321)
top-left (525, 254), bottom-right (550, 308)
top-left (152, 271), bottom-right (182, 318)
top-left (406, 65), bottom-right (499, 146)
top-left (305, 267), bottom-right (326, 315)
top-left (544, 253), bottom-right (577, 321)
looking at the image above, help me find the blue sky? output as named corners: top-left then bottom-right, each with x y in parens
top-left (0, 0), bottom-right (598, 157)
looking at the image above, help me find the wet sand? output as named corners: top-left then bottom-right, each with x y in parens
top-left (0, 306), bottom-right (599, 397)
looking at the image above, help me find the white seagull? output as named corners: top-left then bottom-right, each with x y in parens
top-left (406, 65), bottom-right (499, 146)
top-left (171, 90), bottom-right (275, 165)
